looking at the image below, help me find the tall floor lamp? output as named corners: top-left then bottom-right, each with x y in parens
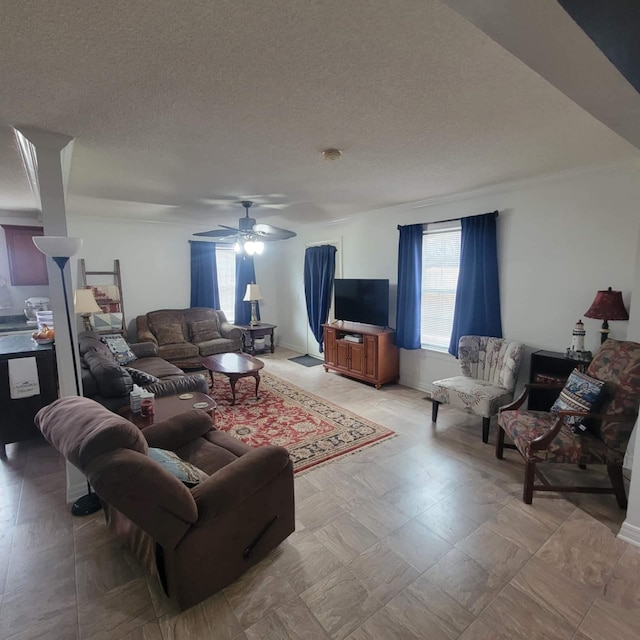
top-left (33, 236), bottom-right (102, 517)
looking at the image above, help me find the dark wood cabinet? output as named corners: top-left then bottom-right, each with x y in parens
top-left (1, 225), bottom-right (48, 286)
top-left (529, 350), bottom-right (591, 411)
top-left (0, 334), bottom-right (58, 456)
top-left (322, 321), bottom-right (399, 389)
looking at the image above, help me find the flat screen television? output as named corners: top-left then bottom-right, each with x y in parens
top-left (334, 279), bottom-right (389, 327)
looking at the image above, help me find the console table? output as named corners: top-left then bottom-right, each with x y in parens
top-left (237, 323), bottom-right (276, 355)
top-left (322, 321), bottom-right (399, 389)
top-left (0, 334), bottom-right (58, 456)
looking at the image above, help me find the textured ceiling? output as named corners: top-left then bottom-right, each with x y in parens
top-left (0, 0), bottom-right (637, 230)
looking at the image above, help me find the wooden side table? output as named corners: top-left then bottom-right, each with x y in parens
top-left (528, 350), bottom-right (591, 411)
top-left (237, 323), bottom-right (277, 355)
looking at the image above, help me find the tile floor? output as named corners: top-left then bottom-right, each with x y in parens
top-left (1, 348), bottom-right (639, 639)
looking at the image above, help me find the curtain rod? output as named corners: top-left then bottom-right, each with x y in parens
top-left (397, 209), bottom-right (498, 230)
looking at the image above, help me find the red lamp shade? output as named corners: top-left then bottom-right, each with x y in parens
top-left (584, 287), bottom-right (629, 345)
top-left (584, 287), bottom-right (629, 321)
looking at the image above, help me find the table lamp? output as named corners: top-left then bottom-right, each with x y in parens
top-left (584, 286), bottom-right (629, 344)
top-left (33, 236), bottom-right (102, 517)
top-left (243, 283), bottom-right (263, 326)
top-left (74, 288), bottom-right (102, 331)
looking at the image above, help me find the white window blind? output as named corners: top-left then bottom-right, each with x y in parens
top-left (421, 226), bottom-right (461, 350)
top-left (215, 247), bottom-right (236, 323)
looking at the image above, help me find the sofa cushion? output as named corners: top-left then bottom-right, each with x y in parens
top-left (124, 367), bottom-right (161, 386)
top-left (101, 334), bottom-right (138, 365)
top-left (156, 323), bottom-right (186, 346)
top-left (190, 319), bottom-right (221, 343)
top-left (432, 376), bottom-right (512, 418)
top-left (147, 310), bottom-right (188, 341)
top-left (85, 351), bottom-right (134, 398)
top-left (148, 447), bottom-right (209, 488)
top-left (158, 342), bottom-right (200, 362)
top-left (133, 357), bottom-right (189, 380)
top-left (197, 338), bottom-right (242, 357)
top-left (35, 397), bottom-right (148, 471)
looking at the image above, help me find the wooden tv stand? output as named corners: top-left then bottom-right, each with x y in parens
top-left (322, 321), bottom-right (399, 389)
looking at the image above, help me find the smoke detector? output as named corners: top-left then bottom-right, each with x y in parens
top-left (322, 148), bottom-right (342, 161)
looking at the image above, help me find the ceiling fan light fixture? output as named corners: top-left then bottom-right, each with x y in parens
top-left (322, 148), bottom-right (342, 161)
top-left (243, 240), bottom-right (264, 256)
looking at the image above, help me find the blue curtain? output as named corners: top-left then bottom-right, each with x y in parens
top-left (189, 241), bottom-right (220, 308)
top-left (395, 224), bottom-right (423, 349)
top-left (448, 211), bottom-right (502, 356)
top-left (304, 245), bottom-right (337, 353)
top-left (234, 254), bottom-right (259, 325)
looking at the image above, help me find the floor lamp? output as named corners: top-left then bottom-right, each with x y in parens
top-left (33, 236), bottom-right (102, 517)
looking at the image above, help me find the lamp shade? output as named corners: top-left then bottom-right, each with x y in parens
top-left (74, 288), bottom-right (102, 314)
top-left (243, 284), bottom-right (263, 302)
top-left (584, 287), bottom-right (629, 321)
top-left (33, 236), bottom-right (83, 258)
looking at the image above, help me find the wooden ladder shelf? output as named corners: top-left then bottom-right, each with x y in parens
top-left (79, 259), bottom-right (127, 337)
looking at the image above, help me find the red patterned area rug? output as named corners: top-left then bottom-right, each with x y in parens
top-left (209, 371), bottom-right (395, 473)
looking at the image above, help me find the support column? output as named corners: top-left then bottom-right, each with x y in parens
top-left (619, 182), bottom-right (640, 547)
top-left (14, 127), bottom-right (86, 501)
top-left (14, 126), bottom-right (77, 397)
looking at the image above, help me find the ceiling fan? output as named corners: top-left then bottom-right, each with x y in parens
top-left (193, 201), bottom-right (297, 250)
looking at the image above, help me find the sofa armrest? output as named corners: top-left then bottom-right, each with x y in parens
top-left (220, 321), bottom-right (242, 340)
top-left (130, 342), bottom-right (158, 358)
top-left (86, 448), bottom-right (197, 549)
top-left (145, 374), bottom-right (209, 398)
top-left (191, 446), bottom-right (292, 522)
top-left (142, 410), bottom-right (214, 451)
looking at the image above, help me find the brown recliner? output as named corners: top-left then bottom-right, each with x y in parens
top-left (35, 397), bottom-right (295, 610)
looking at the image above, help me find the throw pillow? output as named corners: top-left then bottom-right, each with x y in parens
top-left (550, 369), bottom-right (605, 431)
top-left (190, 319), bottom-right (221, 343)
top-left (147, 448), bottom-right (209, 488)
top-left (100, 334), bottom-right (137, 365)
top-left (124, 367), bottom-right (160, 386)
top-left (155, 324), bottom-right (186, 346)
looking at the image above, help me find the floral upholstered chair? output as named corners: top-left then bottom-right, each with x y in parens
top-left (432, 336), bottom-right (525, 443)
top-left (496, 339), bottom-right (640, 506)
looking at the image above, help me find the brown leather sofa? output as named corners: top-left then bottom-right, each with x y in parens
top-left (78, 332), bottom-right (209, 411)
top-left (136, 308), bottom-right (242, 369)
top-left (35, 396), bottom-right (295, 610)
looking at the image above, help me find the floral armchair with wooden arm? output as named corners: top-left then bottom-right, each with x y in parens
top-left (496, 339), bottom-right (640, 506)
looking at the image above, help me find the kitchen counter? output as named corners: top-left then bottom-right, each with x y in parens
top-left (0, 333), bottom-right (54, 356)
top-left (0, 315), bottom-right (33, 335)
top-left (0, 332), bottom-right (58, 455)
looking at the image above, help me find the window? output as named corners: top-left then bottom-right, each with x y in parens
top-left (421, 225), bottom-right (461, 350)
top-left (216, 247), bottom-right (236, 323)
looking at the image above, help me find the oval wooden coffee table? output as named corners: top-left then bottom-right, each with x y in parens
top-left (201, 352), bottom-right (264, 406)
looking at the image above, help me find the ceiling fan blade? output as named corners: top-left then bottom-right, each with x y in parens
top-left (192, 229), bottom-right (238, 239)
top-left (252, 223), bottom-right (297, 240)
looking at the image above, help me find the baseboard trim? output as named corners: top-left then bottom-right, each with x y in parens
top-left (618, 521), bottom-right (640, 547)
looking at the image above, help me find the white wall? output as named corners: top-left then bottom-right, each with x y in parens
top-left (275, 162), bottom-right (640, 392)
top-left (67, 217), bottom-right (281, 337)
